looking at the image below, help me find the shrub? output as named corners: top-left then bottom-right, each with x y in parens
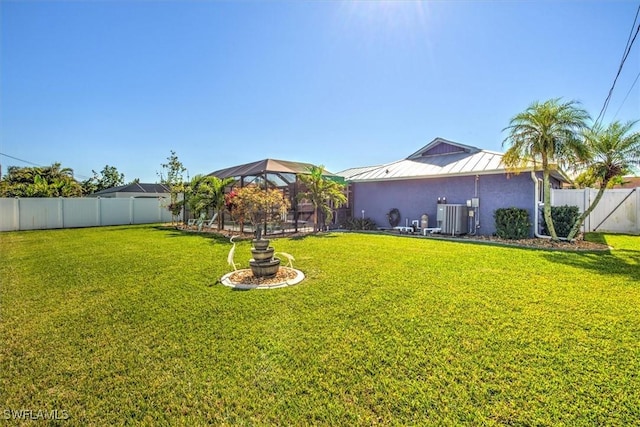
top-left (541, 205), bottom-right (580, 238)
top-left (494, 207), bottom-right (530, 239)
top-left (343, 217), bottom-right (378, 230)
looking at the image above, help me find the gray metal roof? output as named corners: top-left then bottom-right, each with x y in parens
top-left (343, 137), bottom-right (561, 182)
top-left (346, 151), bottom-right (506, 182)
top-left (92, 183), bottom-right (170, 195)
top-left (337, 165), bottom-right (383, 180)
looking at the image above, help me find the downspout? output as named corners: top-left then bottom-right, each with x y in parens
top-left (531, 171), bottom-right (551, 239)
top-left (472, 175), bottom-right (480, 235)
top-left (468, 175), bottom-right (478, 236)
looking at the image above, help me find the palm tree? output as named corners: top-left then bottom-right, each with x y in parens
top-left (41, 163), bottom-right (75, 181)
top-left (188, 175), bottom-right (235, 230)
top-left (187, 174), bottom-right (211, 218)
top-left (502, 98), bottom-right (590, 240)
top-left (211, 176), bottom-right (235, 230)
top-left (0, 163), bottom-right (81, 197)
top-left (566, 120), bottom-right (640, 240)
top-left (297, 165), bottom-right (347, 232)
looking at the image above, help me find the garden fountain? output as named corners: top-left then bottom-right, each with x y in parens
top-left (220, 227), bottom-right (304, 290)
top-left (248, 228), bottom-right (280, 278)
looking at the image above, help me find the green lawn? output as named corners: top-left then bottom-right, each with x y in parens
top-left (1, 226), bottom-right (638, 426)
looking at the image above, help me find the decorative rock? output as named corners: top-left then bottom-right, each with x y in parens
top-left (220, 267), bottom-right (305, 290)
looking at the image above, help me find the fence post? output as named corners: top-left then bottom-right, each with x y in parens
top-left (58, 197), bottom-right (64, 228)
top-left (14, 197), bottom-right (20, 231)
top-left (97, 197), bottom-right (101, 226)
top-left (636, 187), bottom-right (640, 235)
top-left (130, 197), bottom-right (134, 224)
top-left (584, 188), bottom-right (590, 232)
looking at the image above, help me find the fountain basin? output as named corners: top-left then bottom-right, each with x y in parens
top-left (252, 239), bottom-right (270, 250)
top-left (251, 247), bottom-right (275, 261)
top-left (249, 258), bottom-right (281, 278)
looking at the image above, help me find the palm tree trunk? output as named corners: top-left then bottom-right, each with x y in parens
top-left (566, 184), bottom-right (607, 241)
top-left (542, 169), bottom-right (559, 241)
top-left (313, 205), bottom-right (319, 232)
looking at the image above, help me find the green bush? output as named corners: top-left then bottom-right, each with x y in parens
top-left (494, 207), bottom-right (531, 239)
top-left (342, 217), bottom-right (378, 230)
top-left (541, 205), bottom-right (580, 238)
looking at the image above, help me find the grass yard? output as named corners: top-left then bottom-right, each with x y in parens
top-left (1, 225), bottom-right (639, 426)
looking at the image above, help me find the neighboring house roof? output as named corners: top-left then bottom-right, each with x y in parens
top-left (613, 176), bottom-right (640, 189)
top-left (92, 183), bottom-right (170, 196)
top-left (344, 137), bottom-right (568, 183)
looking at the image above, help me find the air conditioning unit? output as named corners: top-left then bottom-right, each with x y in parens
top-left (436, 204), bottom-right (468, 235)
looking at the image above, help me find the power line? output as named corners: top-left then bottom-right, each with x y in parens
top-left (0, 152), bottom-right (42, 167)
top-left (612, 70), bottom-right (640, 120)
top-left (0, 152), bottom-right (91, 180)
top-left (594, 4), bottom-right (640, 126)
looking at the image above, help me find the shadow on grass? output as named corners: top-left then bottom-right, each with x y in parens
top-left (153, 225), bottom-right (340, 244)
top-left (153, 226), bottom-right (232, 243)
top-left (584, 233), bottom-right (608, 246)
top-left (288, 232), bottom-right (339, 241)
top-left (542, 249), bottom-right (640, 282)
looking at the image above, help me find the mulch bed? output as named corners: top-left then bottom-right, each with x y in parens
top-left (382, 228), bottom-right (610, 251)
top-left (439, 234), bottom-right (610, 251)
top-left (227, 267), bottom-right (298, 286)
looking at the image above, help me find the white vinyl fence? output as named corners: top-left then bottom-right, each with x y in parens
top-left (0, 197), bottom-right (177, 231)
top-left (552, 187), bottom-right (639, 235)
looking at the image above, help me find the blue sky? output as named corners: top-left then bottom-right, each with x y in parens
top-left (1, 1), bottom-right (638, 183)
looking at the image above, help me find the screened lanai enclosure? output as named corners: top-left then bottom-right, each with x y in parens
top-left (208, 158), bottom-right (349, 234)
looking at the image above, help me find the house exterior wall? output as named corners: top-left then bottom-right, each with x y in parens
top-left (351, 173), bottom-right (536, 236)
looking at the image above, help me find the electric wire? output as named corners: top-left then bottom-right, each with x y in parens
top-left (0, 152), bottom-right (42, 167)
top-left (0, 152), bottom-right (91, 180)
top-left (612, 70), bottom-right (640, 120)
top-left (594, 4), bottom-right (640, 126)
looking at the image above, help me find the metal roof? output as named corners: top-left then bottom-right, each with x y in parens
top-left (346, 150), bottom-right (507, 182)
top-left (342, 137), bottom-right (566, 182)
top-left (92, 183), bottom-right (170, 195)
top-left (338, 165), bottom-right (383, 180)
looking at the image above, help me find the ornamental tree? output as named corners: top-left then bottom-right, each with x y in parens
top-left (229, 185), bottom-right (290, 238)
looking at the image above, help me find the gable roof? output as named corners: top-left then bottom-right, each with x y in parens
top-left (92, 182), bottom-right (170, 195)
top-left (406, 137), bottom-right (479, 159)
top-left (344, 137), bottom-right (567, 182)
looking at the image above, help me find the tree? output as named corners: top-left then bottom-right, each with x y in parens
top-left (81, 165), bottom-right (125, 195)
top-left (502, 98), bottom-right (590, 240)
top-left (158, 151), bottom-right (186, 224)
top-left (297, 165), bottom-right (347, 232)
top-left (566, 120), bottom-right (640, 240)
top-left (0, 163), bottom-right (82, 197)
top-left (187, 174), bottom-right (234, 230)
top-left (229, 185), bottom-right (290, 238)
